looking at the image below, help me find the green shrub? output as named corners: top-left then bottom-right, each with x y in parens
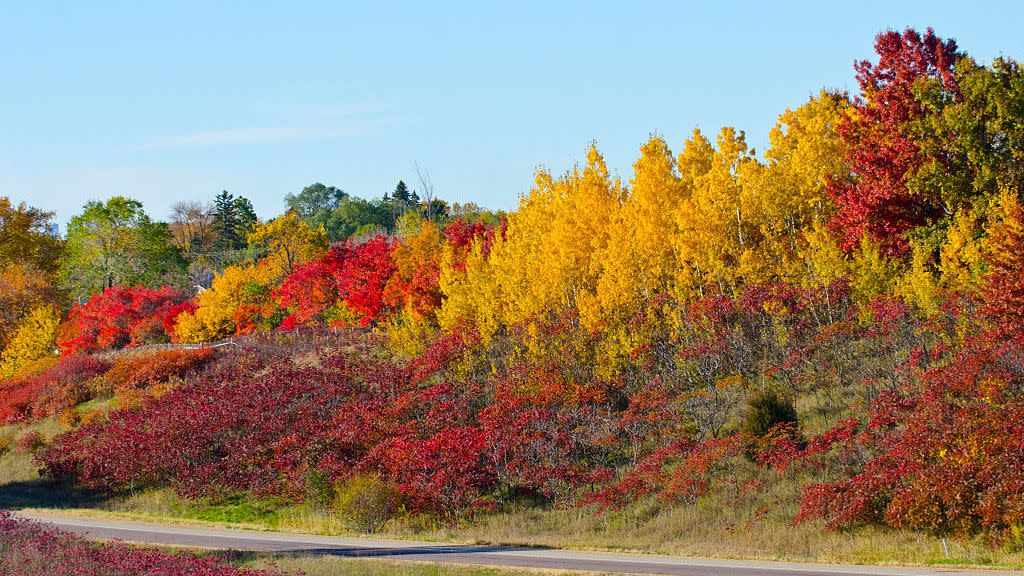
top-left (304, 468), bottom-right (335, 512)
top-left (741, 387), bottom-right (798, 438)
top-left (332, 473), bottom-right (399, 533)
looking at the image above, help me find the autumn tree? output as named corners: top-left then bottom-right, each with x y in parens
top-left (982, 191), bottom-right (1024, 335)
top-left (828, 28), bottom-right (962, 256)
top-left (0, 305), bottom-right (60, 378)
top-left (60, 197), bottom-right (185, 301)
top-left (0, 197), bottom-right (62, 274)
top-left (0, 198), bottom-right (64, 348)
top-left (246, 211), bottom-right (329, 276)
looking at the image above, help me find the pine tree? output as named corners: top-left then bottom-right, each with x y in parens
top-left (233, 196), bottom-right (258, 246)
top-left (393, 181), bottom-right (411, 204)
top-left (214, 190), bottom-right (239, 249)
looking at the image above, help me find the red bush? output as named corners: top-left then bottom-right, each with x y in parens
top-left (58, 285), bottom-right (189, 353)
top-left (0, 511), bottom-right (282, 576)
top-left (0, 354), bottom-right (109, 424)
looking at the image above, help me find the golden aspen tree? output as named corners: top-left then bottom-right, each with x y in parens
top-left (673, 127), bottom-right (758, 296)
top-left (582, 136), bottom-right (686, 369)
top-left (753, 92), bottom-right (849, 284)
top-left (439, 145), bottom-right (619, 360)
top-left (939, 207), bottom-right (985, 292)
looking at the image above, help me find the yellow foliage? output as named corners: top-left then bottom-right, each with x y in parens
top-left (173, 262), bottom-right (278, 342)
top-left (896, 240), bottom-right (941, 315)
top-left (442, 144), bottom-right (619, 348)
top-left (939, 207), bottom-right (985, 291)
top-left (0, 305), bottom-right (60, 379)
top-left (379, 309), bottom-right (438, 360)
top-left (850, 237), bottom-right (899, 307)
top-left (247, 211), bottom-right (328, 276)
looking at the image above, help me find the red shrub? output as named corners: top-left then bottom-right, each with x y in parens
top-left (796, 332), bottom-right (1024, 536)
top-left (58, 285), bottom-right (189, 353)
top-left (0, 511), bottom-right (282, 576)
top-left (105, 348), bottom-right (216, 393)
top-left (0, 354), bottom-right (109, 424)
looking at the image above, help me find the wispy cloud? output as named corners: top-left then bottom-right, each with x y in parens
top-left (144, 126), bottom-right (361, 149)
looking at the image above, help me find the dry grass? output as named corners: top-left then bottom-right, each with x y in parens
top-left (244, 556), bottom-right (609, 576)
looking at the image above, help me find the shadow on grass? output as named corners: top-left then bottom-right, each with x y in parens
top-left (0, 477), bottom-right (108, 510)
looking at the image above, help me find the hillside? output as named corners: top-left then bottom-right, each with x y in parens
top-left (2, 27), bottom-right (1024, 568)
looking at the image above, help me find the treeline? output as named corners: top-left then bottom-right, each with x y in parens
top-left (3, 28), bottom-right (1024, 543)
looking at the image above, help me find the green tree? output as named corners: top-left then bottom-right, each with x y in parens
top-left (60, 197), bottom-right (185, 300)
top-left (213, 190), bottom-right (240, 249)
top-left (233, 196), bottom-right (258, 242)
top-left (286, 183), bottom-right (345, 221)
top-left (326, 196), bottom-right (393, 240)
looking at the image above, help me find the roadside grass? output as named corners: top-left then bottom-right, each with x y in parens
top-left (241, 555), bottom-right (607, 576)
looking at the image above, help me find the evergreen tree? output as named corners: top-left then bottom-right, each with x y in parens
top-left (234, 196), bottom-right (258, 245)
top-left (213, 190), bottom-right (239, 249)
top-left (392, 181), bottom-right (411, 204)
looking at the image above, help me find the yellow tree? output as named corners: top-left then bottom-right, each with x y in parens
top-left (673, 127), bottom-right (758, 296)
top-left (440, 144), bottom-right (619, 361)
top-left (0, 305), bottom-right (60, 379)
top-left (173, 262), bottom-right (278, 342)
top-left (247, 211), bottom-right (328, 277)
top-left (582, 135), bottom-right (686, 367)
top-left (753, 92), bottom-right (849, 285)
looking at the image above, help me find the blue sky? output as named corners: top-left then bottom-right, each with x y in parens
top-left (3, 1), bottom-right (1023, 228)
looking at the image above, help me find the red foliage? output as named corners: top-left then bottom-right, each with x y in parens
top-left (274, 247), bottom-right (347, 325)
top-left (337, 236), bottom-right (396, 326)
top-left (443, 218), bottom-right (498, 271)
top-left (828, 28), bottom-right (961, 255)
top-left (796, 332), bottom-right (1024, 536)
top-left (162, 301), bottom-right (197, 342)
top-left (105, 348), bottom-right (216, 393)
top-left (0, 354), bottom-right (109, 424)
top-left (0, 511), bottom-right (281, 576)
top-left (58, 285), bottom-right (190, 353)
top-left (274, 237), bottom-right (395, 328)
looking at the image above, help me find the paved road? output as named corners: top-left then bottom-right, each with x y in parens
top-left (19, 512), bottom-right (1020, 576)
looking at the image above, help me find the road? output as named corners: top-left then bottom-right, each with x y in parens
top-left (19, 512), bottom-right (1020, 576)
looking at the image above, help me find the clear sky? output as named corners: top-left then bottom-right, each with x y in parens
top-left (3, 1), bottom-right (1023, 228)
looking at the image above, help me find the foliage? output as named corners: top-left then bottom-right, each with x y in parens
top-left (983, 190), bottom-right (1024, 336)
top-left (0, 511), bottom-right (282, 576)
top-left (247, 210), bottom-right (329, 276)
top-left (57, 285), bottom-right (189, 353)
top-left (0, 305), bottom-right (60, 379)
top-left (60, 196), bottom-right (186, 299)
top-left (827, 28), bottom-right (962, 256)
top-left (0, 354), bottom-right (109, 424)
top-left (0, 262), bottom-right (64, 351)
top-left (105, 348), bottom-right (216, 394)
top-left (0, 197), bottom-right (63, 275)
top-left (173, 263), bottom-right (278, 342)
top-left (332, 473), bottom-right (400, 533)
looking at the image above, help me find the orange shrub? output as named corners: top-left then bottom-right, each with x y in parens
top-left (105, 348), bottom-right (216, 394)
